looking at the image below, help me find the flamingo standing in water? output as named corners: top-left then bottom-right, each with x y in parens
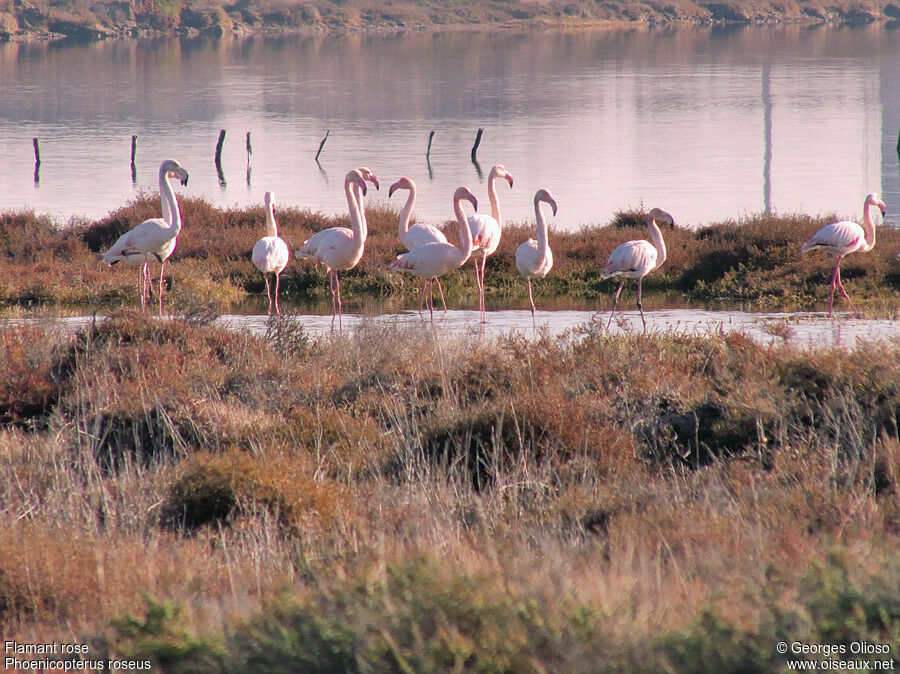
top-left (466, 164), bottom-right (514, 322)
top-left (389, 175), bottom-right (450, 312)
top-left (387, 187), bottom-right (479, 319)
top-left (294, 169), bottom-right (376, 330)
top-left (601, 207), bottom-right (675, 331)
top-left (102, 159), bottom-right (189, 315)
top-left (516, 189), bottom-right (557, 326)
top-left (252, 191), bottom-right (290, 315)
top-left (801, 192), bottom-right (885, 317)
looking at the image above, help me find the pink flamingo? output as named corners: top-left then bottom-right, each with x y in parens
top-left (252, 191), bottom-right (290, 315)
top-left (387, 187), bottom-right (479, 319)
top-left (801, 192), bottom-right (885, 317)
top-left (601, 207), bottom-right (675, 331)
top-left (389, 176), bottom-right (450, 312)
top-left (466, 164), bottom-right (513, 322)
top-left (515, 189), bottom-right (557, 325)
top-left (294, 169), bottom-right (377, 330)
top-left (102, 159), bottom-right (189, 315)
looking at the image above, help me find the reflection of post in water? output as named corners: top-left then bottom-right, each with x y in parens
top-left (762, 63), bottom-right (772, 214)
top-left (316, 159), bottom-right (329, 187)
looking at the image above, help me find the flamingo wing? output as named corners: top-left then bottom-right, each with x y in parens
top-left (801, 220), bottom-right (865, 255)
top-left (404, 224), bottom-right (448, 250)
top-left (466, 213), bottom-right (501, 254)
top-left (103, 218), bottom-right (174, 263)
top-left (388, 242), bottom-right (463, 279)
top-left (601, 240), bottom-right (658, 279)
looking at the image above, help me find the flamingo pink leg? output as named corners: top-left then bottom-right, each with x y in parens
top-left (827, 259), bottom-right (841, 318)
top-left (435, 279), bottom-right (447, 313)
top-left (527, 278), bottom-right (536, 328)
top-left (607, 279), bottom-right (625, 329)
top-left (637, 276), bottom-right (646, 332)
top-left (427, 279), bottom-right (435, 320)
top-left (158, 261), bottom-right (166, 316)
top-left (138, 263), bottom-right (147, 311)
top-left (264, 274), bottom-right (273, 315)
top-left (274, 273), bottom-right (281, 315)
top-left (479, 251), bottom-right (488, 322)
top-left (418, 279), bottom-right (428, 313)
top-left (835, 265), bottom-right (858, 317)
top-left (328, 270), bottom-right (337, 330)
top-left (335, 272), bottom-right (343, 331)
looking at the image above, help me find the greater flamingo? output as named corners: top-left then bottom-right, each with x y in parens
top-left (294, 169), bottom-right (375, 330)
top-left (466, 164), bottom-right (513, 321)
top-left (601, 207), bottom-right (675, 331)
top-left (389, 175), bottom-right (450, 311)
top-left (102, 158), bottom-right (188, 315)
top-left (387, 187), bottom-right (479, 319)
top-left (252, 191), bottom-right (290, 315)
top-left (515, 189), bottom-right (557, 325)
top-left (801, 192), bottom-right (885, 317)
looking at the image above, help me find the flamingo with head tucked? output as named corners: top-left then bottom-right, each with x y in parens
top-left (252, 191), bottom-right (290, 315)
top-left (102, 158), bottom-right (189, 315)
top-left (389, 176), bottom-right (450, 312)
top-left (294, 169), bottom-right (376, 330)
top-left (601, 207), bottom-right (675, 331)
top-left (388, 187), bottom-right (479, 320)
top-left (801, 192), bottom-right (885, 317)
top-left (466, 164), bottom-right (513, 322)
top-left (516, 189), bottom-right (557, 325)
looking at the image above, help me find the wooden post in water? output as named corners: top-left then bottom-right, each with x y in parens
top-left (131, 135), bottom-right (137, 163)
top-left (215, 130), bottom-right (226, 165)
top-left (246, 132), bottom-right (252, 186)
top-left (470, 128), bottom-right (483, 161)
top-left (32, 138), bottom-right (41, 166)
top-left (315, 130), bottom-right (330, 162)
top-left (426, 130), bottom-right (435, 159)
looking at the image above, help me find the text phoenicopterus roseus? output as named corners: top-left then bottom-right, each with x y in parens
top-left (601, 207), bottom-right (675, 331)
top-left (515, 189), bottom-right (557, 326)
top-left (102, 159), bottom-right (189, 315)
top-left (251, 191), bottom-right (290, 315)
top-left (389, 175), bottom-right (450, 311)
top-left (294, 168), bottom-right (377, 330)
top-left (466, 164), bottom-right (513, 322)
top-left (801, 192), bottom-right (886, 317)
top-left (388, 186), bottom-right (479, 319)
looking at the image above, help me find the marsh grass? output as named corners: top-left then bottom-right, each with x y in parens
top-left (1, 197), bottom-right (898, 315)
top-left (0, 310), bottom-right (896, 671)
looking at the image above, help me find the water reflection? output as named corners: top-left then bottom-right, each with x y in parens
top-left (0, 26), bottom-right (897, 226)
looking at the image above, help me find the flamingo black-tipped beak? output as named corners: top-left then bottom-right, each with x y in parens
top-left (550, 199), bottom-right (558, 216)
top-left (180, 171), bottom-right (189, 187)
top-left (388, 184), bottom-right (398, 198)
top-left (880, 204), bottom-right (886, 216)
top-left (506, 175), bottom-right (514, 188)
top-left (370, 176), bottom-right (380, 190)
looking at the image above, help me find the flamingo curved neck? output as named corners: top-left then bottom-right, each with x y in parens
top-left (487, 170), bottom-right (502, 224)
top-left (159, 167), bottom-right (181, 234)
top-left (648, 216), bottom-right (667, 267)
top-left (265, 202), bottom-right (278, 238)
top-left (397, 187), bottom-right (415, 238)
top-left (534, 200), bottom-right (549, 259)
top-left (862, 203), bottom-right (877, 251)
top-left (455, 199), bottom-right (474, 261)
top-left (345, 176), bottom-right (364, 242)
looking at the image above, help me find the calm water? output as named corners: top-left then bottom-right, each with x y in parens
top-left (7, 310), bottom-right (899, 348)
top-left (1, 25), bottom-right (899, 228)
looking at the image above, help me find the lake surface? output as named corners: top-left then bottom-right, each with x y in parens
top-left (1, 26), bottom-right (899, 229)
top-left (6, 309), bottom-right (899, 349)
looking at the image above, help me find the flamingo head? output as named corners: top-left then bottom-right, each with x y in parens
top-left (534, 189), bottom-right (558, 216)
top-left (389, 176), bottom-right (414, 198)
top-left (162, 159), bottom-right (189, 186)
top-left (491, 165), bottom-right (514, 189)
top-left (865, 193), bottom-right (886, 216)
top-left (347, 169), bottom-right (368, 197)
top-left (264, 190), bottom-right (276, 215)
top-left (357, 167), bottom-right (379, 190)
top-left (648, 207), bottom-right (675, 228)
top-left (453, 186), bottom-right (478, 211)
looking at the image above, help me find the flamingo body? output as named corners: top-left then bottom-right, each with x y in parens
top-left (252, 236), bottom-right (290, 275)
top-left (467, 213), bottom-right (502, 256)
top-left (403, 225), bottom-right (448, 250)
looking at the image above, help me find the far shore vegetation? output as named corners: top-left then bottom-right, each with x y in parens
top-left (0, 195), bottom-right (898, 316)
top-left (1, 0), bottom-right (899, 42)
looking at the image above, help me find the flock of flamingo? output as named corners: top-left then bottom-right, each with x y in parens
top-left (102, 159), bottom-right (888, 329)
